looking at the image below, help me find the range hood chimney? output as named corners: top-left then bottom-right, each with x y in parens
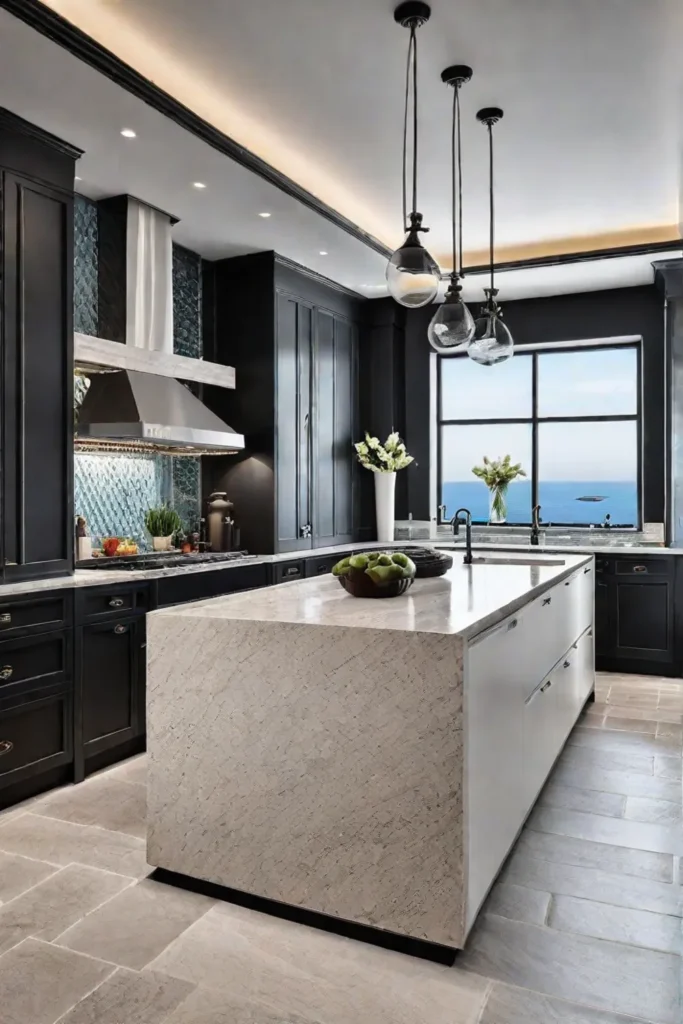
top-left (76, 195), bottom-right (244, 455)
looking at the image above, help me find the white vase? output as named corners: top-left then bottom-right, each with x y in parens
top-left (152, 535), bottom-right (174, 552)
top-left (374, 472), bottom-right (396, 543)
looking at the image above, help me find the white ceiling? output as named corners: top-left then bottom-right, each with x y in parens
top-left (1, 3), bottom-right (682, 299)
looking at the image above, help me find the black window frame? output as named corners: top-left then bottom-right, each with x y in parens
top-left (436, 341), bottom-right (643, 528)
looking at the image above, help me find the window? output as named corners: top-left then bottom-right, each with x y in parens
top-left (438, 344), bottom-right (641, 527)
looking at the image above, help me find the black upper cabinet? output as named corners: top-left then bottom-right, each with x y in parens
top-left (0, 110), bottom-right (81, 582)
top-left (204, 252), bottom-right (361, 554)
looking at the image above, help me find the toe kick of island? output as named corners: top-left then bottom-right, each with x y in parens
top-left (146, 554), bottom-right (594, 952)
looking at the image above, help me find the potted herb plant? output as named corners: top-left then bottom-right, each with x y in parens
top-left (472, 455), bottom-right (526, 524)
top-left (145, 505), bottom-right (181, 552)
top-left (354, 432), bottom-right (414, 542)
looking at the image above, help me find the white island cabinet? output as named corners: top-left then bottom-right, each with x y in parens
top-left (147, 552), bottom-right (594, 950)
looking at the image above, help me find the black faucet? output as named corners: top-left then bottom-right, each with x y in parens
top-left (452, 507), bottom-right (473, 564)
top-left (530, 504), bottom-right (541, 546)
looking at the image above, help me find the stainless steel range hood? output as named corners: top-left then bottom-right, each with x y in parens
top-left (75, 196), bottom-right (244, 455)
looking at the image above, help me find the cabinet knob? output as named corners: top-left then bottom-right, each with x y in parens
top-left (140, 642), bottom-right (147, 649)
top-left (0, 665), bottom-right (13, 681)
top-left (0, 740), bottom-right (13, 756)
top-left (633, 565), bottom-right (647, 573)
top-left (108, 597), bottom-right (124, 608)
top-left (563, 660), bottom-right (571, 669)
top-left (507, 619), bottom-right (518, 631)
top-left (114, 624), bottom-right (128, 635)
top-left (285, 566), bottom-right (300, 577)
top-left (0, 613), bottom-right (11, 625)
top-left (542, 596), bottom-right (552, 606)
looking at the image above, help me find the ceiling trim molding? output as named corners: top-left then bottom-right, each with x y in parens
top-left (461, 238), bottom-right (683, 277)
top-left (1, 0), bottom-right (393, 260)
top-left (274, 253), bottom-right (366, 301)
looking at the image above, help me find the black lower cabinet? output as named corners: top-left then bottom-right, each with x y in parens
top-left (595, 555), bottom-right (679, 675)
top-left (0, 683), bottom-right (73, 809)
top-left (76, 615), bottom-right (146, 780)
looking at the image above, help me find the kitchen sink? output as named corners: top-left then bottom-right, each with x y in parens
top-left (468, 556), bottom-right (566, 566)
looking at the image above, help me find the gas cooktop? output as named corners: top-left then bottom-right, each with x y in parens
top-left (76, 551), bottom-right (254, 572)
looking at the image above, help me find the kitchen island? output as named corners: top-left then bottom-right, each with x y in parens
top-left (146, 552), bottom-right (594, 950)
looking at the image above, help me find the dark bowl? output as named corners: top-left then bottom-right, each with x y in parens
top-left (337, 571), bottom-right (414, 599)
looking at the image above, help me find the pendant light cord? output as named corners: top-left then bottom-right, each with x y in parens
top-left (451, 83), bottom-right (464, 278)
top-left (487, 120), bottom-right (495, 293)
top-left (401, 25), bottom-right (418, 228)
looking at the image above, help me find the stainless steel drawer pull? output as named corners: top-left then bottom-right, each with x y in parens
top-left (0, 666), bottom-right (13, 681)
top-left (0, 740), bottom-right (13, 756)
top-left (114, 624), bottom-right (127, 635)
top-left (583, 566), bottom-right (591, 574)
top-left (507, 619), bottom-right (518, 631)
top-left (285, 567), bottom-right (300, 576)
top-left (563, 660), bottom-right (571, 669)
top-left (0, 613), bottom-right (11, 624)
top-left (633, 565), bottom-right (647, 573)
top-left (542, 596), bottom-right (552, 606)
top-left (540, 680), bottom-right (552, 692)
top-left (108, 597), bottom-right (124, 608)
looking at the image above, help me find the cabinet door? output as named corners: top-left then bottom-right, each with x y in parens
top-left (312, 310), bottom-right (356, 547)
top-left (78, 617), bottom-right (146, 763)
top-left (276, 293), bottom-right (313, 551)
top-left (0, 685), bottom-right (73, 794)
top-left (595, 579), bottom-right (614, 658)
top-left (2, 173), bottom-right (73, 581)
top-left (523, 673), bottom-right (560, 810)
top-left (614, 579), bottom-right (673, 664)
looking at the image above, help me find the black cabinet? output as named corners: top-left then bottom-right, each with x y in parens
top-left (595, 555), bottom-right (679, 674)
top-left (0, 110), bottom-right (81, 582)
top-left (204, 252), bottom-right (362, 554)
top-left (76, 615), bottom-right (146, 779)
top-left (154, 562), bottom-right (268, 607)
top-left (0, 684), bottom-right (73, 808)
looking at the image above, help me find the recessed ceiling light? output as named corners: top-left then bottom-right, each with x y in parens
top-left (319, 251), bottom-right (328, 256)
top-left (192, 182), bottom-right (207, 189)
top-left (120, 128), bottom-right (137, 138)
top-left (258, 212), bottom-right (271, 218)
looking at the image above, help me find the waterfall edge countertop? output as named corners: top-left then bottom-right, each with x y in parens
top-left (146, 551), bottom-right (595, 949)
top-left (150, 551), bottom-right (591, 639)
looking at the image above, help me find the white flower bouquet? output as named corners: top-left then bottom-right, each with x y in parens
top-left (354, 432), bottom-right (414, 473)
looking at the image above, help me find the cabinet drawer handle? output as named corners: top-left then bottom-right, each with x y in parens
top-left (540, 680), bottom-right (552, 692)
top-left (507, 619), bottom-right (518, 631)
top-left (542, 596), bottom-right (552, 606)
top-left (114, 624), bottom-right (128, 635)
top-left (563, 660), bottom-right (571, 669)
top-left (140, 642), bottom-right (147, 649)
top-left (633, 565), bottom-right (647, 573)
top-left (0, 666), bottom-right (13, 681)
top-left (285, 567), bottom-right (300, 577)
top-left (583, 566), bottom-right (591, 574)
top-left (0, 613), bottom-right (11, 625)
top-left (564, 579), bottom-right (571, 586)
top-left (0, 740), bottom-right (13, 756)
top-left (108, 597), bottom-right (124, 608)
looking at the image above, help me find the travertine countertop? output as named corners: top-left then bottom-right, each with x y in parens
top-left (151, 552), bottom-right (591, 639)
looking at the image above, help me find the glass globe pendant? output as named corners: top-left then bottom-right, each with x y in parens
top-left (387, 212), bottom-right (440, 307)
top-left (428, 65), bottom-right (474, 352)
top-left (387, 3), bottom-right (440, 308)
top-left (469, 288), bottom-right (514, 365)
top-left (468, 107), bottom-right (514, 366)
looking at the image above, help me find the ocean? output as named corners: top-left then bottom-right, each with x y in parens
top-left (440, 481), bottom-right (638, 527)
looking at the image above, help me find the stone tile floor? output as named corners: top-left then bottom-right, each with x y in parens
top-left (0, 671), bottom-right (679, 1023)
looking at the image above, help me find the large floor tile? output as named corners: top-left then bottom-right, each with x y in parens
top-left (484, 882), bottom-right (550, 925)
top-left (548, 894), bottom-right (681, 955)
top-left (152, 902), bottom-right (489, 1024)
top-left (656, 722), bottom-right (683, 744)
top-left (0, 863), bottom-right (132, 955)
top-left (480, 980), bottom-right (667, 1024)
top-left (55, 877), bottom-right (214, 969)
top-left (104, 754), bottom-right (147, 787)
top-left (0, 937), bottom-right (114, 1024)
top-left (58, 966), bottom-right (193, 1024)
top-left (604, 706), bottom-right (683, 725)
top-left (597, 716), bottom-right (658, 735)
top-left (527, 806), bottom-right (683, 856)
top-left (0, 850), bottom-right (58, 904)
top-left (569, 726), bottom-right (681, 757)
top-left (0, 813), bottom-right (149, 877)
top-left (514, 829), bottom-right (674, 882)
top-left (655, 755), bottom-right (682, 780)
top-left (558, 746), bottom-right (654, 776)
top-left (501, 851), bottom-right (681, 916)
top-left (34, 777), bottom-right (146, 838)
top-left (537, 783), bottom-right (625, 818)
top-left (162, 984), bottom-right (326, 1024)
top-left (459, 913), bottom-right (679, 1024)
top-left (550, 761), bottom-right (681, 802)
top-left (624, 796), bottom-right (682, 826)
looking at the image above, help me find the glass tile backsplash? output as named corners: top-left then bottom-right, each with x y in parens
top-left (73, 196), bottom-right (202, 546)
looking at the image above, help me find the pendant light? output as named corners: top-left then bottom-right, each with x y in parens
top-left (428, 65), bottom-right (475, 353)
top-left (386, 2), bottom-right (440, 308)
top-left (468, 107), bottom-right (514, 366)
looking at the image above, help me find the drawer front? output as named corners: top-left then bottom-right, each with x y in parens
top-left (0, 686), bottom-right (73, 787)
top-left (154, 563), bottom-right (269, 608)
top-left (76, 585), bottom-right (149, 623)
top-left (274, 561), bottom-right (305, 584)
top-left (614, 558), bottom-right (672, 577)
top-left (0, 592), bottom-right (72, 639)
top-left (305, 554), bottom-right (343, 578)
top-left (0, 630), bottom-right (71, 698)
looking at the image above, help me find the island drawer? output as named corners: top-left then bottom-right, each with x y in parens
top-left (614, 558), bottom-right (673, 577)
top-left (305, 555), bottom-right (342, 577)
top-left (0, 683), bottom-right (73, 793)
top-left (76, 585), bottom-right (150, 623)
top-left (0, 629), bottom-right (72, 700)
top-left (0, 592), bottom-right (72, 639)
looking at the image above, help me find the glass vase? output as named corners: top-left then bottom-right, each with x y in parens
top-left (488, 487), bottom-right (507, 524)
